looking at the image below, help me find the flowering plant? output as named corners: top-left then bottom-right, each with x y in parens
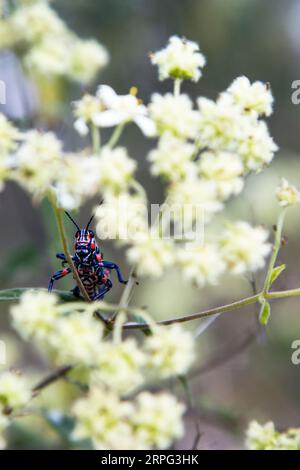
top-left (0, 1), bottom-right (300, 451)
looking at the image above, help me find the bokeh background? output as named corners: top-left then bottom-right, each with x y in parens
top-left (1, 0), bottom-right (300, 449)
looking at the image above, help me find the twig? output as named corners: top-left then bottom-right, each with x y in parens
top-left (32, 365), bottom-right (73, 393)
top-left (49, 194), bottom-right (91, 302)
top-left (262, 209), bottom-right (286, 295)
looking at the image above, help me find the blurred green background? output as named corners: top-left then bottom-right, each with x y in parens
top-left (1, 0), bottom-right (300, 449)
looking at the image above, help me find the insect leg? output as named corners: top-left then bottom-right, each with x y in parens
top-left (102, 261), bottom-right (128, 284)
top-left (93, 279), bottom-right (112, 301)
top-left (71, 285), bottom-right (81, 299)
top-left (48, 267), bottom-right (71, 292)
top-left (56, 252), bottom-right (66, 261)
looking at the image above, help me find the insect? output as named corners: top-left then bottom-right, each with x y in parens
top-left (48, 211), bottom-right (128, 301)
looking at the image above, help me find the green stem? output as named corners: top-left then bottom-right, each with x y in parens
top-left (92, 124), bottom-right (100, 153)
top-left (107, 123), bottom-right (125, 148)
top-left (174, 78), bottom-right (182, 97)
top-left (262, 209), bottom-right (286, 294)
top-left (123, 292), bottom-right (261, 329)
top-left (49, 194), bottom-right (91, 302)
top-left (266, 288), bottom-right (300, 299)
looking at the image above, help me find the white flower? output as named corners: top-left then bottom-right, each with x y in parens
top-left (149, 93), bottom-right (199, 139)
top-left (0, 371), bottom-right (31, 411)
top-left (168, 177), bottom-right (223, 223)
top-left (92, 338), bottom-right (146, 395)
top-left (126, 233), bottom-right (174, 277)
top-left (72, 386), bottom-right (135, 450)
top-left (69, 39), bottom-right (109, 84)
top-left (0, 114), bottom-right (20, 155)
top-left (197, 96), bottom-right (247, 151)
top-left (148, 132), bottom-right (196, 182)
top-left (177, 242), bottom-right (226, 287)
top-left (94, 85), bottom-right (156, 137)
top-left (246, 421), bottom-right (277, 450)
top-left (49, 313), bottom-right (103, 367)
top-left (13, 130), bottom-right (63, 198)
top-left (276, 429), bottom-right (300, 450)
top-left (151, 36), bottom-right (206, 82)
top-left (275, 178), bottom-right (300, 207)
top-left (246, 421), bottom-right (300, 450)
top-left (95, 193), bottom-right (148, 242)
top-left (98, 146), bottom-right (137, 195)
top-left (11, 2), bottom-right (66, 44)
top-left (73, 94), bottom-right (104, 136)
top-left (238, 120), bottom-right (278, 171)
top-left (10, 291), bottom-right (59, 342)
top-left (198, 151), bottom-right (244, 199)
top-left (54, 154), bottom-right (102, 210)
top-left (25, 35), bottom-right (71, 77)
top-left (226, 76), bottom-right (274, 117)
top-left (133, 392), bottom-right (185, 449)
top-left (220, 222), bottom-right (271, 274)
top-left (145, 324), bottom-right (195, 378)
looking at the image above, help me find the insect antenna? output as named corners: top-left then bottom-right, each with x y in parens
top-left (85, 215), bottom-right (94, 231)
top-left (86, 200), bottom-right (104, 231)
top-left (65, 212), bottom-right (80, 231)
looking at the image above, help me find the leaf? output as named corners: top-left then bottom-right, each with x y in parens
top-left (259, 300), bottom-right (271, 326)
top-left (270, 264), bottom-right (286, 286)
top-left (0, 288), bottom-right (75, 303)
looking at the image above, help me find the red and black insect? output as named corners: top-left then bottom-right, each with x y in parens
top-left (48, 211), bottom-right (127, 301)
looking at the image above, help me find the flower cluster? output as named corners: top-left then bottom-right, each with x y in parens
top-left (0, 370), bottom-right (31, 449)
top-left (72, 388), bottom-right (185, 450)
top-left (10, 290), bottom-right (195, 449)
top-left (0, 1), bottom-right (108, 84)
top-left (151, 36), bottom-right (206, 82)
top-left (0, 35), bottom-right (277, 286)
top-left (246, 421), bottom-right (300, 450)
top-left (0, 32), bottom-right (289, 450)
top-left (276, 178), bottom-right (300, 207)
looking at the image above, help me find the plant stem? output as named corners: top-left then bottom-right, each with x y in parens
top-left (92, 124), bottom-right (100, 153)
top-left (107, 123), bottom-right (125, 148)
top-left (49, 194), bottom-right (91, 302)
top-left (174, 78), bottom-right (182, 97)
top-left (266, 288), bottom-right (300, 299)
top-left (32, 365), bottom-right (73, 393)
top-left (262, 209), bottom-right (286, 295)
top-left (123, 293), bottom-right (261, 329)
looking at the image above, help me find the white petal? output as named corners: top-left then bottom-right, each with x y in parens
top-left (74, 118), bottom-right (89, 136)
top-left (97, 84), bottom-right (118, 107)
top-left (92, 110), bottom-right (123, 127)
top-left (135, 115), bottom-right (157, 137)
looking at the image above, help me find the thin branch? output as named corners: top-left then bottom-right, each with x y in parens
top-left (263, 209), bottom-right (286, 294)
top-left (122, 293), bottom-right (261, 329)
top-left (49, 194), bottom-right (91, 303)
top-left (32, 365), bottom-right (73, 393)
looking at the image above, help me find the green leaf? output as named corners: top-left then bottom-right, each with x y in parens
top-left (0, 288), bottom-right (75, 303)
top-left (259, 300), bottom-right (271, 326)
top-left (270, 264), bottom-right (286, 286)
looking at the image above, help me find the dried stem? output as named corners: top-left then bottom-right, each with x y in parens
top-left (49, 193), bottom-right (91, 302)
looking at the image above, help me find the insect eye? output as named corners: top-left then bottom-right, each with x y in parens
top-left (89, 230), bottom-right (94, 237)
top-left (75, 231), bottom-right (80, 238)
